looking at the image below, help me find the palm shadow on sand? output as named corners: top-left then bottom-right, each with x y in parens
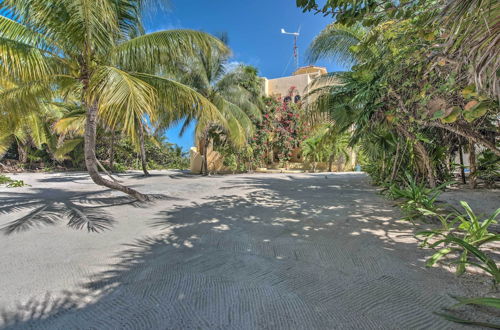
top-left (0, 188), bottom-right (177, 234)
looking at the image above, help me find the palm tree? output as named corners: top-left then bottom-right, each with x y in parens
top-left (0, 77), bottom-right (66, 164)
top-left (177, 49), bottom-right (263, 175)
top-left (306, 23), bottom-right (440, 185)
top-left (0, 0), bottom-right (227, 201)
top-left (301, 124), bottom-right (350, 172)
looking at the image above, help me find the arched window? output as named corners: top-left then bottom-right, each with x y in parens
top-left (294, 95), bottom-right (301, 103)
top-left (284, 96), bottom-right (292, 103)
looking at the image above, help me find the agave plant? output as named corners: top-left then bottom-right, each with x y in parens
top-left (0, 0), bottom-right (228, 200)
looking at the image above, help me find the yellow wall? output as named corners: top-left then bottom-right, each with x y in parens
top-left (261, 66), bottom-right (327, 98)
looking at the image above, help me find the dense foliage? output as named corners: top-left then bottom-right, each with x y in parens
top-left (215, 88), bottom-right (307, 171)
top-left (302, 0), bottom-right (499, 189)
top-left (0, 0), bottom-right (227, 200)
top-left (297, 0), bottom-right (499, 324)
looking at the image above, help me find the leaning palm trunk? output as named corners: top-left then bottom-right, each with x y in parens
top-left (84, 104), bottom-right (148, 201)
top-left (138, 121), bottom-right (150, 176)
top-left (0, 1), bottom-right (227, 202)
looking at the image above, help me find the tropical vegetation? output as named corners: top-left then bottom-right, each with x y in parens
top-left (296, 0), bottom-right (499, 325)
top-left (0, 0), bottom-right (227, 201)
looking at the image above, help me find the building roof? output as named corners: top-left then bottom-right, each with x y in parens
top-left (293, 66), bottom-right (327, 76)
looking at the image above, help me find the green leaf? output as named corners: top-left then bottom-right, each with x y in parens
top-left (435, 312), bottom-right (500, 329)
top-left (440, 107), bottom-right (461, 123)
top-left (444, 236), bottom-right (499, 277)
top-left (426, 248), bottom-right (452, 267)
top-left (431, 110), bottom-right (444, 120)
top-left (450, 296), bottom-right (500, 309)
top-left (461, 85), bottom-right (477, 99)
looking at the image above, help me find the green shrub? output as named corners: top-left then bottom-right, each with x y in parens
top-left (476, 150), bottom-right (499, 188)
top-left (389, 172), bottom-right (452, 218)
top-left (112, 163), bottom-right (127, 173)
top-left (0, 174), bottom-right (28, 188)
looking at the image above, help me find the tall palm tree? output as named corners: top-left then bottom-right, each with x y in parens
top-left (177, 49), bottom-right (263, 175)
top-left (0, 0), bottom-right (227, 201)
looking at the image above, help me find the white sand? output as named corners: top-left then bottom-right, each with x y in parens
top-left (0, 171), bottom-right (497, 329)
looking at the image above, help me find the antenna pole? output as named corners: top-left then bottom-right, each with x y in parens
top-left (294, 35), bottom-right (298, 69)
top-left (281, 28), bottom-right (300, 71)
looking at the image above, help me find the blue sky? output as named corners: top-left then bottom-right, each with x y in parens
top-left (145, 0), bottom-right (344, 151)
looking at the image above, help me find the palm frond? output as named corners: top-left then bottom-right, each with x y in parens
top-left (54, 138), bottom-right (83, 161)
top-left (112, 29), bottom-right (229, 73)
top-left (132, 72), bottom-right (221, 127)
top-left (89, 66), bottom-right (157, 140)
top-left (308, 23), bottom-right (367, 65)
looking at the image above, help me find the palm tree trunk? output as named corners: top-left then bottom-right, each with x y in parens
top-left (84, 104), bottom-right (148, 201)
top-left (202, 134), bottom-right (209, 176)
top-left (381, 150), bottom-right (386, 179)
top-left (138, 120), bottom-right (150, 176)
top-left (200, 127), bottom-right (210, 176)
top-left (396, 125), bottom-right (436, 187)
top-left (109, 130), bottom-right (115, 172)
top-left (390, 142), bottom-right (401, 182)
top-left (328, 153), bottom-right (334, 172)
top-left (468, 140), bottom-right (477, 188)
top-left (458, 143), bottom-right (466, 184)
top-left (17, 140), bottom-right (28, 164)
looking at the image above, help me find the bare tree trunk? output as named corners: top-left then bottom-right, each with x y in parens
top-left (97, 159), bottom-right (119, 182)
top-left (17, 140), bottom-right (28, 164)
top-left (468, 140), bottom-right (477, 189)
top-left (202, 137), bottom-right (209, 176)
top-left (396, 126), bottom-right (436, 188)
top-left (425, 121), bottom-right (499, 157)
top-left (109, 130), bottom-right (115, 172)
top-left (416, 141), bottom-right (436, 188)
top-left (84, 104), bottom-right (148, 201)
top-left (267, 145), bottom-right (274, 165)
top-left (458, 143), bottom-right (466, 185)
top-left (390, 142), bottom-right (401, 182)
top-left (328, 153), bottom-right (334, 172)
top-left (381, 150), bottom-right (386, 180)
top-left (138, 120), bottom-right (150, 177)
top-left (200, 127), bottom-right (210, 176)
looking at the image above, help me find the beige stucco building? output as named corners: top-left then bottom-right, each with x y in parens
top-left (261, 66), bottom-right (327, 100)
top-left (190, 66), bottom-right (333, 174)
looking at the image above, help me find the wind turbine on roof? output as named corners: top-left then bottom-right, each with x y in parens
top-left (281, 27), bottom-right (300, 70)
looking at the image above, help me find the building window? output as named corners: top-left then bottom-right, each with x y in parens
top-left (294, 95), bottom-right (301, 103)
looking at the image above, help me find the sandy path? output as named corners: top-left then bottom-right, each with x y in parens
top-left (0, 172), bottom-right (492, 329)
